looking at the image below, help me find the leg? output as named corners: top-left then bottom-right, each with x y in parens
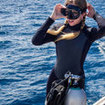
top-left (46, 69), bottom-right (58, 95)
top-left (45, 69), bottom-right (58, 105)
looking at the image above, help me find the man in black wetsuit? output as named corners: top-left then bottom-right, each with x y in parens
top-left (32, 0), bottom-right (105, 104)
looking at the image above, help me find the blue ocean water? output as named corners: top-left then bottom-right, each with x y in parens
top-left (0, 0), bottom-right (105, 105)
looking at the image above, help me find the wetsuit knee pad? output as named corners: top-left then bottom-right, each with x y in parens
top-left (65, 88), bottom-right (86, 105)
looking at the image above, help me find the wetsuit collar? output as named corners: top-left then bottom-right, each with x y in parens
top-left (66, 21), bottom-right (82, 31)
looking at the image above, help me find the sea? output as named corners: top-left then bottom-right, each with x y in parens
top-left (0, 0), bottom-right (105, 105)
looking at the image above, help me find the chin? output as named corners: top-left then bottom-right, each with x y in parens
top-left (67, 18), bottom-right (81, 27)
top-left (68, 23), bottom-right (76, 26)
top-left (67, 20), bottom-right (77, 26)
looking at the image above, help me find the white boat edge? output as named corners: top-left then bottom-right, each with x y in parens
top-left (93, 97), bottom-right (105, 105)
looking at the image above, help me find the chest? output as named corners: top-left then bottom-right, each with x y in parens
top-left (55, 32), bottom-right (88, 54)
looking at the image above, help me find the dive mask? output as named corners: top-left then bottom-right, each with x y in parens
top-left (61, 5), bottom-right (85, 19)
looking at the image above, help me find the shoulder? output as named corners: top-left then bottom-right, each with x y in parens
top-left (82, 25), bottom-right (100, 42)
top-left (83, 25), bottom-right (93, 33)
top-left (84, 25), bottom-right (98, 33)
top-left (82, 25), bottom-right (91, 37)
top-left (51, 23), bottom-right (64, 30)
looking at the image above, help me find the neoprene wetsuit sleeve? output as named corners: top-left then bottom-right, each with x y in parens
top-left (32, 17), bottom-right (57, 45)
top-left (89, 12), bottom-right (105, 42)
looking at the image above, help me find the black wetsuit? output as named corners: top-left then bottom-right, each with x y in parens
top-left (32, 13), bottom-right (105, 94)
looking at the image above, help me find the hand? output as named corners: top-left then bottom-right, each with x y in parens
top-left (86, 3), bottom-right (96, 18)
top-left (50, 4), bottom-right (66, 20)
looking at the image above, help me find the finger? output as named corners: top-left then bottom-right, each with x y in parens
top-left (86, 12), bottom-right (88, 16)
top-left (60, 4), bottom-right (66, 9)
top-left (86, 12), bottom-right (91, 17)
top-left (56, 4), bottom-right (66, 13)
top-left (86, 12), bottom-right (90, 17)
top-left (87, 3), bottom-right (92, 9)
top-left (87, 3), bottom-right (94, 11)
top-left (56, 4), bottom-right (66, 9)
top-left (87, 5), bottom-right (91, 10)
top-left (56, 3), bottom-right (63, 8)
top-left (54, 4), bottom-right (61, 12)
top-left (62, 5), bottom-right (66, 8)
top-left (87, 3), bottom-right (92, 7)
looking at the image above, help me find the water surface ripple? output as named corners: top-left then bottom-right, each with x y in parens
top-left (0, 0), bottom-right (105, 105)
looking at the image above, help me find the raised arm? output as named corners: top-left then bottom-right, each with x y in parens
top-left (32, 17), bottom-right (57, 45)
top-left (86, 3), bottom-right (105, 41)
top-left (32, 4), bottom-right (66, 46)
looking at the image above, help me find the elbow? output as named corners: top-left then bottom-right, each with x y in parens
top-left (99, 19), bottom-right (105, 28)
top-left (31, 38), bottom-right (37, 45)
top-left (101, 26), bottom-right (105, 33)
top-left (31, 37), bottom-right (43, 46)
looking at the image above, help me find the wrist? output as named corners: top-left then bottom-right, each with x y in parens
top-left (93, 11), bottom-right (98, 20)
top-left (50, 14), bottom-right (56, 21)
